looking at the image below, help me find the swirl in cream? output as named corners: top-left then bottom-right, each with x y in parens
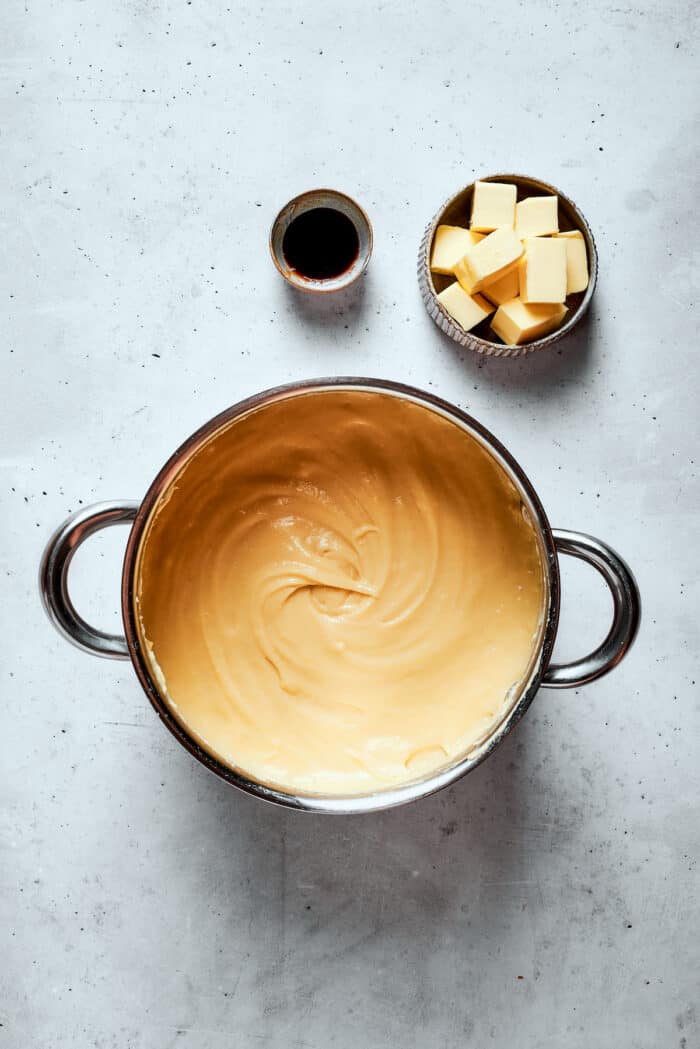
top-left (136, 390), bottom-right (546, 794)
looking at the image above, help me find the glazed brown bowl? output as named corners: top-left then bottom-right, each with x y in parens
top-left (270, 189), bottom-right (373, 294)
top-left (418, 174), bottom-right (598, 358)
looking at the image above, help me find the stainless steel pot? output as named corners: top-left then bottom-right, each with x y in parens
top-left (40, 378), bottom-right (640, 813)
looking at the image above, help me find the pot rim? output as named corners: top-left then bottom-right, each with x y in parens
top-left (121, 377), bottom-right (560, 813)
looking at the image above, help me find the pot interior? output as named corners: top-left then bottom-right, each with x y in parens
top-left (128, 383), bottom-right (556, 811)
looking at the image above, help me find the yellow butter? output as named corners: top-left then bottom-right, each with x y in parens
top-left (515, 195), bottom-right (559, 238)
top-left (481, 266), bottom-right (520, 306)
top-left (436, 282), bottom-right (494, 332)
top-left (491, 298), bottom-right (567, 346)
top-left (555, 230), bottom-right (589, 294)
top-left (519, 237), bottom-right (567, 304)
top-left (470, 181), bottom-right (517, 232)
top-left (430, 225), bottom-right (484, 275)
top-left (454, 227), bottom-right (524, 295)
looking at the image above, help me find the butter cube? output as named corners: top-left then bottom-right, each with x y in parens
top-left (515, 195), bottom-right (559, 238)
top-left (470, 181), bottom-right (517, 232)
top-left (519, 237), bottom-right (567, 304)
top-left (454, 227), bottom-right (524, 295)
top-left (436, 282), bottom-right (494, 332)
top-left (481, 265), bottom-right (520, 307)
top-left (555, 230), bottom-right (589, 294)
top-left (491, 298), bottom-right (568, 346)
top-left (430, 225), bottom-right (484, 275)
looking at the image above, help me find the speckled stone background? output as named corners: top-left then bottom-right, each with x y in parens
top-left (1, 1), bottom-right (699, 1047)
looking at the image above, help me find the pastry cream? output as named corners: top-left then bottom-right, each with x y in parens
top-left (136, 390), bottom-right (546, 795)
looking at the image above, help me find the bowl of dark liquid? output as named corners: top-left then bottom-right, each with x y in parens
top-left (270, 189), bottom-right (373, 293)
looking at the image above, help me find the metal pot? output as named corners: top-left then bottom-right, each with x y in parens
top-left (40, 378), bottom-right (640, 813)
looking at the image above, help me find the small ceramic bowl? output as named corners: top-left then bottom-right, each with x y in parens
top-left (418, 174), bottom-right (598, 358)
top-left (270, 188), bottom-right (373, 294)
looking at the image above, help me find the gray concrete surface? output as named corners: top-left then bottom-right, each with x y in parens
top-left (1, 1), bottom-right (699, 1046)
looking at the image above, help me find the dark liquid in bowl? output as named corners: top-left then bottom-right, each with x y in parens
top-left (282, 207), bottom-right (360, 280)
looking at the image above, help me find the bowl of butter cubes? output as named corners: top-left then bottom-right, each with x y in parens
top-left (418, 174), bottom-right (597, 357)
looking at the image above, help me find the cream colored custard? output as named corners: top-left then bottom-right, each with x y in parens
top-left (136, 391), bottom-right (546, 795)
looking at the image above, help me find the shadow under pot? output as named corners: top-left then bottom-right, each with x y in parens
top-left (40, 379), bottom-right (640, 814)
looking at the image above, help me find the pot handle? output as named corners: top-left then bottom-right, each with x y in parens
top-left (39, 501), bottom-right (140, 660)
top-left (542, 529), bottom-right (641, 689)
